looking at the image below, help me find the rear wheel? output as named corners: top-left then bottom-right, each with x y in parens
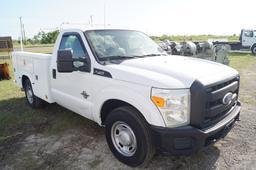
top-left (251, 44), bottom-right (256, 55)
top-left (105, 106), bottom-right (155, 167)
top-left (24, 79), bottom-right (44, 108)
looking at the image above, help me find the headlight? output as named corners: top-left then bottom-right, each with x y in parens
top-left (151, 88), bottom-right (190, 127)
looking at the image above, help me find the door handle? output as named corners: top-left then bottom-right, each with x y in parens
top-left (52, 69), bottom-right (56, 79)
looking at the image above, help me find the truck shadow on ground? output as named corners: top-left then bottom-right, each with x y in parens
top-left (0, 97), bottom-right (220, 170)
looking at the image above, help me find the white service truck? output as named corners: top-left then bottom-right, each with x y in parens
top-left (12, 29), bottom-right (241, 167)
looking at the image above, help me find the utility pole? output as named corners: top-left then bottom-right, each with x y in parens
top-left (90, 15), bottom-right (93, 27)
top-left (19, 16), bottom-right (23, 51)
top-left (22, 23), bottom-right (26, 42)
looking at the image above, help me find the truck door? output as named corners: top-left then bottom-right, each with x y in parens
top-left (51, 32), bottom-right (93, 120)
top-left (241, 30), bottom-right (256, 47)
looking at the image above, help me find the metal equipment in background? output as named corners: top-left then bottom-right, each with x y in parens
top-left (0, 36), bottom-right (13, 59)
top-left (159, 40), bottom-right (230, 65)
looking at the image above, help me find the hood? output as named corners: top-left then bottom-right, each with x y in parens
top-left (105, 55), bottom-right (239, 88)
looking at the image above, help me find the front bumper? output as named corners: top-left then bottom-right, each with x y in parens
top-left (150, 102), bottom-right (241, 155)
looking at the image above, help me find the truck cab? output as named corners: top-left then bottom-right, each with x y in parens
top-left (12, 28), bottom-right (241, 167)
top-left (240, 29), bottom-right (256, 53)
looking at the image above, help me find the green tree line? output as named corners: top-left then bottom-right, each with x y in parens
top-left (22, 30), bottom-right (59, 45)
top-left (151, 34), bottom-right (239, 43)
top-left (17, 30), bottom-right (239, 45)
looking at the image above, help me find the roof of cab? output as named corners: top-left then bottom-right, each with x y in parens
top-left (60, 27), bottom-right (136, 33)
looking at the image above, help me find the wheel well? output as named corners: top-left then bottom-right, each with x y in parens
top-left (21, 75), bottom-right (29, 89)
top-left (100, 99), bottom-right (139, 125)
top-left (251, 44), bottom-right (256, 54)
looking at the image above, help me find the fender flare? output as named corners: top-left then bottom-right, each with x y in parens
top-left (21, 73), bottom-right (34, 88)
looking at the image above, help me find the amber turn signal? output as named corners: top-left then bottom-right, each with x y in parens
top-left (151, 96), bottom-right (165, 108)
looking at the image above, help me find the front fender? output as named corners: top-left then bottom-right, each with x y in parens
top-left (92, 84), bottom-right (166, 127)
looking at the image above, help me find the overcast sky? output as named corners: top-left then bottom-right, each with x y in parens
top-left (1, 0), bottom-right (256, 39)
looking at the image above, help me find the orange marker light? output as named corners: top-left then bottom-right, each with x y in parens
top-left (151, 96), bottom-right (165, 108)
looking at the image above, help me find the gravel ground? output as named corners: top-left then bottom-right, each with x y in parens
top-left (0, 63), bottom-right (256, 170)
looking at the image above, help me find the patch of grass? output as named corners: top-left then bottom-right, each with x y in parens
top-left (24, 49), bottom-right (52, 54)
top-left (0, 96), bottom-right (45, 136)
top-left (229, 53), bottom-right (256, 71)
top-left (0, 60), bottom-right (17, 99)
top-left (151, 34), bottom-right (239, 42)
top-left (243, 98), bottom-right (255, 105)
top-left (42, 104), bottom-right (95, 135)
top-left (88, 156), bottom-right (103, 168)
top-left (0, 52), bottom-right (11, 59)
top-left (13, 44), bottom-right (54, 49)
top-left (22, 45), bottom-right (53, 54)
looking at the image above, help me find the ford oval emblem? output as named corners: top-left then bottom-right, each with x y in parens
top-left (222, 92), bottom-right (233, 105)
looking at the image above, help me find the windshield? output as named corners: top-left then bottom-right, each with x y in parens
top-left (84, 30), bottom-right (165, 61)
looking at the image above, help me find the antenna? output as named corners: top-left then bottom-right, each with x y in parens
top-left (104, 3), bottom-right (106, 29)
top-left (19, 16), bottom-right (23, 51)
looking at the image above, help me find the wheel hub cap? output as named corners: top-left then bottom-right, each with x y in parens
top-left (111, 121), bottom-right (137, 157)
top-left (26, 87), bottom-right (33, 104)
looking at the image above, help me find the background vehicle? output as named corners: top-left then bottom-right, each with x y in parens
top-left (213, 29), bottom-right (256, 54)
top-left (12, 28), bottom-right (241, 167)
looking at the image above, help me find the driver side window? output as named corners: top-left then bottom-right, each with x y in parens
top-left (244, 31), bottom-right (253, 38)
top-left (59, 34), bottom-right (88, 59)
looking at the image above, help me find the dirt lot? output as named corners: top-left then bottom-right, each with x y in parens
top-left (0, 53), bottom-right (256, 170)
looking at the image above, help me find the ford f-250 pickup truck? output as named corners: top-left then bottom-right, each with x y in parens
top-left (12, 29), bottom-right (241, 167)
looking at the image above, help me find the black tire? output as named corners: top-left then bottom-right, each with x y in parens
top-left (251, 44), bottom-right (256, 55)
top-left (105, 106), bottom-right (155, 167)
top-left (24, 79), bottom-right (44, 108)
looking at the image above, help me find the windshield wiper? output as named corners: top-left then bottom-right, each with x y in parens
top-left (100, 53), bottom-right (166, 62)
top-left (100, 55), bottom-right (137, 61)
top-left (136, 53), bottom-right (166, 58)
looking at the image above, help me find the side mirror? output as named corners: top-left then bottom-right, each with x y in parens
top-left (57, 49), bottom-right (73, 72)
top-left (75, 57), bottom-right (91, 72)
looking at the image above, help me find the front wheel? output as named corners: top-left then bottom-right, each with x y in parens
top-left (24, 79), bottom-right (44, 108)
top-left (105, 106), bottom-right (155, 167)
top-left (251, 44), bottom-right (256, 55)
